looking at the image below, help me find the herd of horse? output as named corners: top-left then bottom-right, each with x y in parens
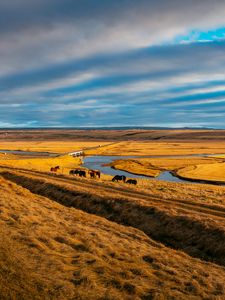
top-left (112, 175), bottom-right (137, 185)
top-left (50, 166), bottom-right (137, 185)
top-left (69, 169), bottom-right (100, 178)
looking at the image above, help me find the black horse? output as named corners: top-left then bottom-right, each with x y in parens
top-left (70, 169), bottom-right (86, 177)
top-left (69, 169), bottom-right (79, 175)
top-left (79, 170), bottom-right (86, 177)
top-left (126, 179), bottom-right (137, 185)
top-left (112, 175), bottom-right (126, 182)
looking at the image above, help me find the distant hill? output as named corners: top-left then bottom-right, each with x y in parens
top-left (0, 126), bottom-right (216, 130)
top-left (0, 128), bottom-right (225, 141)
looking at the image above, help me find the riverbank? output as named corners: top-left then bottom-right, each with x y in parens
top-left (175, 163), bottom-right (225, 185)
top-left (106, 156), bottom-right (225, 184)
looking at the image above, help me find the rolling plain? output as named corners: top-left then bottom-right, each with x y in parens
top-left (1, 129), bottom-right (225, 299)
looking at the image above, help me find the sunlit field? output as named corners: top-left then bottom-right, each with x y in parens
top-left (0, 141), bottom-right (110, 154)
top-left (176, 162), bottom-right (225, 183)
top-left (1, 176), bottom-right (225, 299)
top-left (0, 154), bottom-right (81, 173)
top-left (85, 140), bottom-right (225, 156)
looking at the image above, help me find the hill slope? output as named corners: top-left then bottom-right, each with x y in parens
top-left (0, 172), bottom-right (225, 299)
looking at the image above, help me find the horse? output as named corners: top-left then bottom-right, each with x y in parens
top-left (112, 175), bottom-right (126, 182)
top-left (95, 171), bottom-right (101, 178)
top-left (50, 166), bottom-right (60, 172)
top-left (89, 170), bottom-right (96, 178)
top-left (69, 169), bottom-right (86, 177)
top-left (89, 170), bottom-right (101, 179)
top-left (70, 169), bottom-right (79, 176)
top-left (126, 179), bottom-right (137, 185)
top-left (78, 170), bottom-right (86, 177)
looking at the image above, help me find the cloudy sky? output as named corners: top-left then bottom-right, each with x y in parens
top-left (1, 0), bottom-right (225, 128)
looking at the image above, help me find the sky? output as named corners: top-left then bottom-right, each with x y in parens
top-left (1, 0), bottom-right (225, 128)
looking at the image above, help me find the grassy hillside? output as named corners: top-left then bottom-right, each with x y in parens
top-left (0, 175), bottom-right (225, 299)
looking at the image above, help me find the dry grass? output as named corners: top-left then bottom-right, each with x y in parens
top-left (109, 157), bottom-right (222, 177)
top-left (109, 159), bottom-right (161, 177)
top-left (0, 153), bottom-right (17, 160)
top-left (0, 175), bottom-right (225, 299)
top-left (0, 141), bottom-right (109, 154)
top-left (85, 140), bottom-right (225, 156)
top-left (0, 155), bottom-right (81, 173)
top-left (2, 170), bottom-right (225, 264)
top-left (176, 162), bottom-right (225, 183)
top-left (139, 177), bottom-right (225, 206)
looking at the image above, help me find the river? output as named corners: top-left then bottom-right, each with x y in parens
top-left (82, 155), bottom-right (197, 184)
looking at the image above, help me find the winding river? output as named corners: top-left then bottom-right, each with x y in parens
top-left (0, 149), bottom-right (224, 185)
top-left (82, 155), bottom-right (196, 184)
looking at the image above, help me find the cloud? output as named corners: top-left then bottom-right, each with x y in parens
top-left (1, 1), bottom-right (225, 127)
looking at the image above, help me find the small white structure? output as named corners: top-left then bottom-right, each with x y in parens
top-left (68, 151), bottom-right (84, 157)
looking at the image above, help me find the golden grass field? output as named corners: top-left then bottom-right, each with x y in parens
top-left (1, 172), bottom-right (225, 299)
top-left (176, 162), bottom-right (225, 183)
top-left (0, 154), bottom-right (81, 173)
top-left (1, 136), bottom-right (225, 298)
top-left (109, 156), bottom-right (224, 178)
top-left (85, 140), bottom-right (225, 156)
top-left (0, 141), bottom-right (110, 154)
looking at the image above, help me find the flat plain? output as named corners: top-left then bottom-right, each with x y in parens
top-left (1, 129), bottom-right (225, 299)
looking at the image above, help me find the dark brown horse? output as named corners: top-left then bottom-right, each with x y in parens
top-left (50, 166), bottom-right (60, 172)
top-left (70, 169), bottom-right (86, 177)
top-left (112, 175), bottom-right (126, 182)
top-left (89, 170), bottom-right (101, 179)
top-left (126, 179), bottom-right (137, 185)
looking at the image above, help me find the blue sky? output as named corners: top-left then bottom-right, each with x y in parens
top-left (1, 0), bottom-right (225, 128)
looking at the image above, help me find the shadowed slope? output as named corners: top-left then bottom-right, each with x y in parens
top-left (2, 170), bottom-right (225, 267)
top-left (0, 176), bottom-right (225, 299)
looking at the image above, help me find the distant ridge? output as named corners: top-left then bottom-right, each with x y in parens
top-left (0, 126), bottom-right (216, 130)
